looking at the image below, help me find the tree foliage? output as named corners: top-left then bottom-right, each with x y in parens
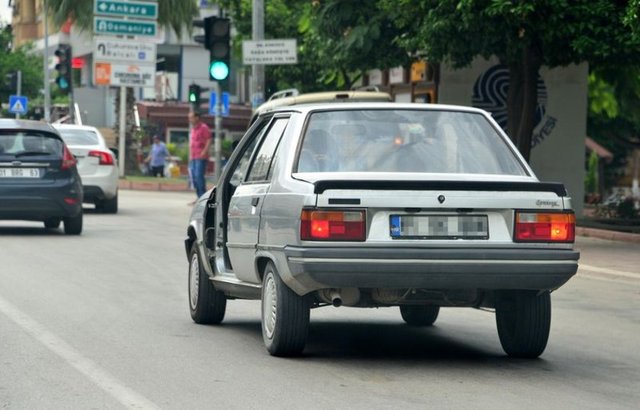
top-left (378, 0), bottom-right (640, 161)
top-left (0, 25), bottom-right (43, 107)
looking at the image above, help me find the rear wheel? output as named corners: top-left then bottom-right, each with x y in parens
top-left (188, 244), bottom-right (226, 324)
top-left (400, 305), bottom-right (440, 326)
top-left (100, 193), bottom-right (118, 214)
top-left (495, 290), bottom-right (551, 358)
top-left (63, 213), bottom-right (83, 235)
top-left (261, 262), bottom-right (310, 356)
top-left (44, 218), bottom-right (61, 229)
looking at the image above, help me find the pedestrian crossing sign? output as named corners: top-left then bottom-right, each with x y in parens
top-left (9, 95), bottom-right (28, 114)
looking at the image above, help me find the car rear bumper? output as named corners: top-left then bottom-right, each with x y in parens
top-left (283, 247), bottom-right (579, 292)
top-left (0, 183), bottom-right (82, 221)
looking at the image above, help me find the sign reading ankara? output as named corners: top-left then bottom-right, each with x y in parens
top-left (94, 0), bottom-right (158, 19)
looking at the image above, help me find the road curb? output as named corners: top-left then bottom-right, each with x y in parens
top-left (576, 227), bottom-right (640, 244)
top-left (118, 179), bottom-right (190, 192)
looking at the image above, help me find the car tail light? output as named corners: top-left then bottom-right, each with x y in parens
top-left (61, 144), bottom-right (77, 170)
top-left (515, 211), bottom-right (575, 243)
top-left (88, 150), bottom-right (115, 165)
top-left (300, 209), bottom-right (366, 241)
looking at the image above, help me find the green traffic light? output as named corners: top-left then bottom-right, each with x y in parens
top-left (209, 61), bottom-right (229, 81)
top-left (189, 93), bottom-right (197, 103)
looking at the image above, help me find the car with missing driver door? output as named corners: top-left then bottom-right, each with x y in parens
top-left (0, 119), bottom-right (83, 234)
top-left (185, 102), bottom-right (579, 357)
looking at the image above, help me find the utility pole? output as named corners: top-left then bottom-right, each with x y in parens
top-left (213, 82), bottom-right (222, 183)
top-left (43, 0), bottom-right (51, 122)
top-left (118, 86), bottom-right (126, 177)
top-left (251, 0), bottom-right (264, 108)
top-left (16, 70), bottom-right (22, 120)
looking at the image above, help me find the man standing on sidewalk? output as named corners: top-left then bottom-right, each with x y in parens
top-left (189, 111), bottom-right (212, 200)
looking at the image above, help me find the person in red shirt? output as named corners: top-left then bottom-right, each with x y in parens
top-left (188, 111), bottom-right (212, 199)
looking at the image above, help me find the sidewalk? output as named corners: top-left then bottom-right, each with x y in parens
top-left (118, 178), bottom-right (640, 244)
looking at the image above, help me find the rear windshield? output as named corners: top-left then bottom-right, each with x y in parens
top-left (57, 129), bottom-right (100, 145)
top-left (296, 109), bottom-right (527, 176)
top-left (0, 131), bottom-right (63, 157)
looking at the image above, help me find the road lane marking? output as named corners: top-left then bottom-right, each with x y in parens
top-left (0, 295), bottom-right (159, 410)
top-left (579, 263), bottom-right (640, 279)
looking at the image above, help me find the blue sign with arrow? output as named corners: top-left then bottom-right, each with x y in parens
top-left (209, 92), bottom-right (230, 117)
top-left (8, 95), bottom-right (28, 115)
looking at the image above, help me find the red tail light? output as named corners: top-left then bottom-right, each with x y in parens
top-left (515, 211), bottom-right (575, 243)
top-left (61, 144), bottom-right (77, 170)
top-left (301, 209), bottom-right (366, 241)
top-left (88, 150), bottom-right (115, 165)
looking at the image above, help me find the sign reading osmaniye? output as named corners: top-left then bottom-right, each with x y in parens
top-left (94, 0), bottom-right (158, 19)
top-left (94, 17), bottom-right (157, 37)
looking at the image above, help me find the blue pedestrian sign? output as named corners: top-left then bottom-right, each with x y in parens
top-left (209, 92), bottom-right (230, 117)
top-left (8, 95), bottom-right (28, 115)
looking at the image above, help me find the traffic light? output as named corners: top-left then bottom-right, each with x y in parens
top-left (54, 44), bottom-right (73, 94)
top-left (4, 72), bottom-right (18, 91)
top-left (188, 84), bottom-right (202, 107)
top-left (194, 16), bottom-right (231, 88)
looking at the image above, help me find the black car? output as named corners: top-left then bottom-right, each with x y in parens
top-left (0, 119), bottom-right (83, 234)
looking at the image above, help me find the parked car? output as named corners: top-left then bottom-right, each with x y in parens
top-left (185, 102), bottom-right (579, 357)
top-left (52, 124), bottom-right (119, 213)
top-left (0, 119), bottom-right (83, 234)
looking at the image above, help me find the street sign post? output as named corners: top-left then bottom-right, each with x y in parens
top-left (242, 39), bottom-right (298, 65)
top-left (8, 95), bottom-right (28, 115)
top-left (94, 17), bottom-right (157, 37)
top-left (94, 0), bottom-right (158, 19)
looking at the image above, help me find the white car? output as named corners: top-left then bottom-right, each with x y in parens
top-left (53, 124), bottom-right (119, 213)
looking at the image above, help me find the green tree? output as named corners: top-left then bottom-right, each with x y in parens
top-left (379, 0), bottom-right (640, 162)
top-left (46, 0), bottom-right (199, 37)
top-left (0, 25), bottom-right (44, 110)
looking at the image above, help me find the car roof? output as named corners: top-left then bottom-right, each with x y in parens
top-left (263, 102), bottom-right (490, 117)
top-left (51, 124), bottom-right (100, 131)
top-left (0, 119), bottom-right (59, 134)
top-left (252, 90), bottom-right (393, 120)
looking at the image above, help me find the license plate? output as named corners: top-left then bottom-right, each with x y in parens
top-left (0, 168), bottom-right (41, 178)
top-left (390, 215), bottom-right (489, 239)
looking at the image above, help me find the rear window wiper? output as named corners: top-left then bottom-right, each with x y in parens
top-left (14, 151), bottom-right (54, 157)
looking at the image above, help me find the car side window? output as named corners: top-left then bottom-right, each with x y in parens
top-left (245, 118), bottom-right (289, 182)
top-left (229, 126), bottom-right (267, 187)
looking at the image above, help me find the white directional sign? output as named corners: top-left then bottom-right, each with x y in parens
top-left (94, 62), bottom-right (155, 87)
top-left (242, 39), bottom-right (298, 65)
top-left (94, 37), bottom-right (156, 64)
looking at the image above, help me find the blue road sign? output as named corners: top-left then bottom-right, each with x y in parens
top-left (209, 92), bottom-right (230, 117)
top-left (8, 95), bottom-right (28, 114)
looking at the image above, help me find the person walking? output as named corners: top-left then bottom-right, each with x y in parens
top-left (188, 111), bottom-right (212, 200)
top-left (145, 135), bottom-right (170, 177)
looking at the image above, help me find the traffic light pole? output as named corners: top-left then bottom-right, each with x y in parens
top-left (43, 0), bottom-right (51, 122)
top-left (214, 82), bottom-right (222, 183)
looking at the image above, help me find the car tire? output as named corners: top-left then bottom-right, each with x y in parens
top-left (400, 305), bottom-right (440, 326)
top-left (495, 290), bottom-right (551, 358)
top-left (44, 218), bottom-right (61, 229)
top-left (188, 244), bottom-right (226, 324)
top-left (63, 213), bottom-right (83, 235)
top-left (100, 193), bottom-right (118, 214)
top-left (261, 261), bottom-right (310, 356)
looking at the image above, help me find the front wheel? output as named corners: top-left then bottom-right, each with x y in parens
top-left (261, 262), bottom-right (310, 356)
top-left (495, 290), bottom-right (551, 358)
top-left (188, 244), bottom-right (226, 324)
top-left (400, 305), bottom-right (440, 326)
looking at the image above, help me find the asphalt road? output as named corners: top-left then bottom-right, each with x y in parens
top-left (1, 190), bottom-right (638, 409)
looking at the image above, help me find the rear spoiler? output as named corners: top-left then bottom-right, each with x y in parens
top-left (313, 180), bottom-right (567, 196)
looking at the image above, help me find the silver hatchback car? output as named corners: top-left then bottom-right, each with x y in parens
top-left (185, 103), bottom-right (579, 357)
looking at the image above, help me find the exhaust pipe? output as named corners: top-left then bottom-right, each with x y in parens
top-left (329, 289), bottom-right (342, 307)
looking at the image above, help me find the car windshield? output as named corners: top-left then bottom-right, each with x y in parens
top-left (57, 129), bottom-right (100, 145)
top-left (0, 131), bottom-right (63, 157)
top-left (296, 109), bottom-right (528, 176)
